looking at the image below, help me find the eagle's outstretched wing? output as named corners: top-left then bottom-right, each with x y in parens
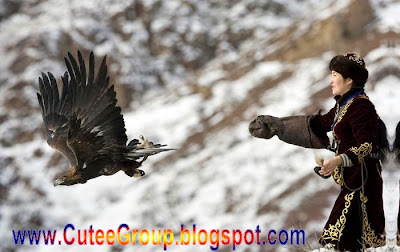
top-left (37, 67), bottom-right (76, 166)
top-left (37, 51), bottom-right (128, 170)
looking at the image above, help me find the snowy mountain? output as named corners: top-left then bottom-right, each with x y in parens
top-left (1, 0), bottom-right (400, 251)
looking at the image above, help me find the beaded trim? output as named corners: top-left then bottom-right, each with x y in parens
top-left (350, 142), bottom-right (372, 163)
top-left (360, 193), bottom-right (386, 247)
top-left (344, 53), bottom-right (365, 67)
top-left (321, 192), bottom-right (355, 242)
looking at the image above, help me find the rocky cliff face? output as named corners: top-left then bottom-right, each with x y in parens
top-left (1, 0), bottom-right (400, 251)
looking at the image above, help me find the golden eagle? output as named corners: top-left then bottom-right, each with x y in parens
top-left (37, 51), bottom-right (173, 186)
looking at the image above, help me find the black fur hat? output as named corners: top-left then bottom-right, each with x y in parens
top-left (329, 53), bottom-right (368, 88)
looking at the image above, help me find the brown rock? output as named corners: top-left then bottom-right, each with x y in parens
top-left (266, 0), bottom-right (375, 62)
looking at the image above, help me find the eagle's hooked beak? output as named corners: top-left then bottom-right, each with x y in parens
top-left (133, 169), bottom-right (145, 178)
top-left (54, 178), bottom-right (64, 186)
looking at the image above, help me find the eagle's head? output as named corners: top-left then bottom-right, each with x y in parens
top-left (133, 169), bottom-right (145, 178)
top-left (54, 176), bottom-right (67, 186)
top-left (124, 168), bottom-right (145, 178)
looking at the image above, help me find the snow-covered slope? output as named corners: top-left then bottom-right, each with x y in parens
top-left (1, 0), bottom-right (400, 251)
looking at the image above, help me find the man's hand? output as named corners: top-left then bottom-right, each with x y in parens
top-left (248, 115), bottom-right (283, 139)
top-left (320, 156), bottom-right (342, 176)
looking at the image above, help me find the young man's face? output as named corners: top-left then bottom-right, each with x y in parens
top-left (330, 71), bottom-right (352, 96)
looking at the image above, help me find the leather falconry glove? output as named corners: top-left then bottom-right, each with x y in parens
top-left (248, 115), bottom-right (329, 149)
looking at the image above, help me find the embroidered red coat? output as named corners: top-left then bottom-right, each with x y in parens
top-left (311, 89), bottom-right (385, 251)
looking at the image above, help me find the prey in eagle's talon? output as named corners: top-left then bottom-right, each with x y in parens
top-left (37, 51), bottom-right (175, 186)
top-left (139, 135), bottom-right (154, 149)
top-left (126, 135), bottom-right (176, 156)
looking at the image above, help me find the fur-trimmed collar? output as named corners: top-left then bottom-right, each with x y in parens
top-left (334, 88), bottom-right (365, 105)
